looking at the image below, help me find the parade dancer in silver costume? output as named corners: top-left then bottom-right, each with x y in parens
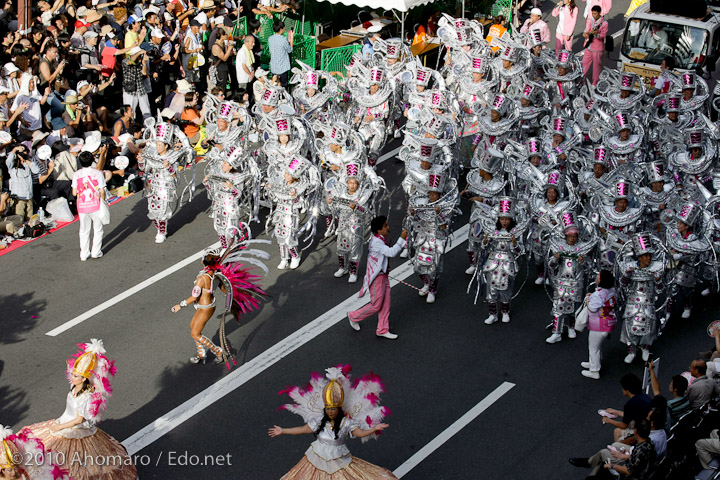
top-left (265, 154), bottom-right (321, 270)
top-left (481, 197), bottom-right (529, 324)
top-left (349, 66), bottom-right (392, 167)
top-left (140, 119), bottom-right (195, 243)
top-left (327, 162), bottom-right (379, 283)
top-left (290, 61), bottom-right (338, 121)
top-left (204, 145), bottom-right (260, 249)
top-left (665, 203), bottom-right (711, 322)
top-left (546, 211), bottom-right (597, 344)
top-left (616, 232), bottom-right (665, 363)
top-left (407, 172), bottom-right (459, 304)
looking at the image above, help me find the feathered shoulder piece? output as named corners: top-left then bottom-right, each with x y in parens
top-left (1, 426), bottom-right (70, 479)
top-left (278, 364), bottom-right (391, 443)
top-left (65, 339), bottom-right (117, 422)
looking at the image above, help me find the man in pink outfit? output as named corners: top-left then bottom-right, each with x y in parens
top-left (582, 5), bottom-right (608, 86)
top-left (348, 216), bottom-right (408, 340)
top-left (520, 8), bottom-right (551, 45)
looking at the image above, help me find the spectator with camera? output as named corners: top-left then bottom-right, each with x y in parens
top-left (5, 144), bottom-right (38, 221)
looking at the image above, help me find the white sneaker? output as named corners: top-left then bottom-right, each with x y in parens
top-left (581, 361), bottom-right (591, 369)
top-left (545, 277), bottom-right (551, 285)
top-left (546, 333), bottom-right (562, 344)
top-left (277, 259), bottom-right (288, 270)
top-left (400, 248), bottom-right (409, 258)
top-left (624, 352), bottom-right (636, 364)
top-left (348, 316), bottom-right (360, 331)
top-left (426, 293), bottom-right (435, 304)
top-left (394, 129), bottom-right (402, 139)
top-left (465, 265), bottom-right (476, 275)
top-left (501, 312), bottom-right (510, 323)
top-left (702, 288), bottom-right (711, 297)
top-left (582, 370), bottom-right (600, 380)
top-left (155, 232), bottom-right (166, 243)
top-left (641, 348), bottom-right (651, 362)
top-left (376, 332), bottom-right (398, 340)
top-left (91, 251), bottom-right (103, 259)
top-left (323, 229), bottom-right (334, 238)
top-left (80, 255), bottom-right (89, 262)
top-left (418, 284), bottom-right (429, 297)
top-left (567, 328), bottom-right (577, 339)
top-left (348, 273), bottom-right (358, 283)
top-left (534, 276), bottom-right (544, 285)
top-left (289, 257), bottom-right (301, 270)
top-left (681, 307), bottom-right (692, 319)
top-left (484, 314), bottom-right (498, 325)
top-left (334, 267), bottom-right (348, 278)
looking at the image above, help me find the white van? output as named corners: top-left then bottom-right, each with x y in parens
top-left (619, 1), bottom-right (720, 83)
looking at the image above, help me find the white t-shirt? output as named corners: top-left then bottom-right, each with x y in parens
top-left (235, 46), bottom-right (253, 84)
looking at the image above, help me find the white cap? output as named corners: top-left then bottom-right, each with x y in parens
top-left (3, 62), bottom-right (19, 74)
top-left (76, 6), bottom-right (88, 17)
top-left (530, 7), bottom-right (542, 15)
top-left (36, 145), bottom-right (52, 160)
top-left (76, 80), bottom-right (89, 91)
top-left (106, 32), bottom-right (116, 39)
top-left (195, 12), bottom-right (208, 24)
top-left (0, 86), bottom-right (10, 94)
top-left (83, 30), bottom-right (98, 38)
top-left (213, 16), bottom-right (224, 24)
top-left (151, 28), bottom-right (164, 38)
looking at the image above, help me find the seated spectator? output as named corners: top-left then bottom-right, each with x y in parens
top-left (570, 418), bottom-right (657, 478)
top-left (647, 407), bottom-right (667, 458)
top-left (648, 359), bottom-right (692, 424)
top-left (696, 429), bottom-right (720, 471)
top-left (600, 374), bottom-right (652, 445)
top-left (11, 74), bottom-right (49, 137)
top-left (687, 359), bottom-right (720, 410)
top-left (0, 190), bottom-right (22, 237)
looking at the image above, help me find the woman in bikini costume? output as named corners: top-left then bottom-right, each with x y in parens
top-left (171, 253), bottom-right (225, 365)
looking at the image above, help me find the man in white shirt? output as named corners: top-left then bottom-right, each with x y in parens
top-left (235, 35), bottom-right (255, 91)
top-left (348, 216), bottom-right (408, 339)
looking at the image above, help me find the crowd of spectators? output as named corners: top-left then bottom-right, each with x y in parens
top-left (568, 333), bottom-right (720, 478)
top-left (0, 0), bottom-right (280, 249)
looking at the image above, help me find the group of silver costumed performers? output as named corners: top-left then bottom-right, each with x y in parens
top-left (10, 10), bottom-right (720, 480)
top-left (146, 7), bottom-right (720, 408)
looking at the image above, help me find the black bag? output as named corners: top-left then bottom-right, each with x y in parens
top-left (605, 35), bottom-right (614, 53)
top-left (128, 177), bottom-right (144, 193)
top-left (28, 222), bottom-right (47, 238)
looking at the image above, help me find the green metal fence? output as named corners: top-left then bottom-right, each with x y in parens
top-left (293, 34), bottom-right (316, 68)
top-left (232, 16), bottom-right (247, 38)
top-left (320, 44), bottom-right (362, 77)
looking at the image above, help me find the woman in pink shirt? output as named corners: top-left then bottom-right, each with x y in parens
top-left (553, 0), bottom-right (579, 53)
top-left (582, 269), bottom-right (616, 379)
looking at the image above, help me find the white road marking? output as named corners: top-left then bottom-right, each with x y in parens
top-left (378, 146), bottom-right (402, 163)
top-left (393, 381), bottom-right (516, 478)
top-left (122, 224), bottom-right (470, 455)
top-left (45, 242), bottom-right (220, 337)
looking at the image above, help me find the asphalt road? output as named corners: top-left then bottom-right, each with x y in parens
top-left (4, 1), bottom-right (717, 479)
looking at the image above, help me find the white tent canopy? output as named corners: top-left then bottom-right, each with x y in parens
top-left (314, 0), bottom-right (435, 12)
top-left (315, 0), bottom-right (439, 46)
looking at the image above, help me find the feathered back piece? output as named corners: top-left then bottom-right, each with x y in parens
top-left (1, 426), bottom-right (70, 479)
top-left (278, 364), bottom-right (391, 443)
top-left (212, 225), bottom-right (271, 370)
top-left (65, 339), bottom-right (117, 421)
